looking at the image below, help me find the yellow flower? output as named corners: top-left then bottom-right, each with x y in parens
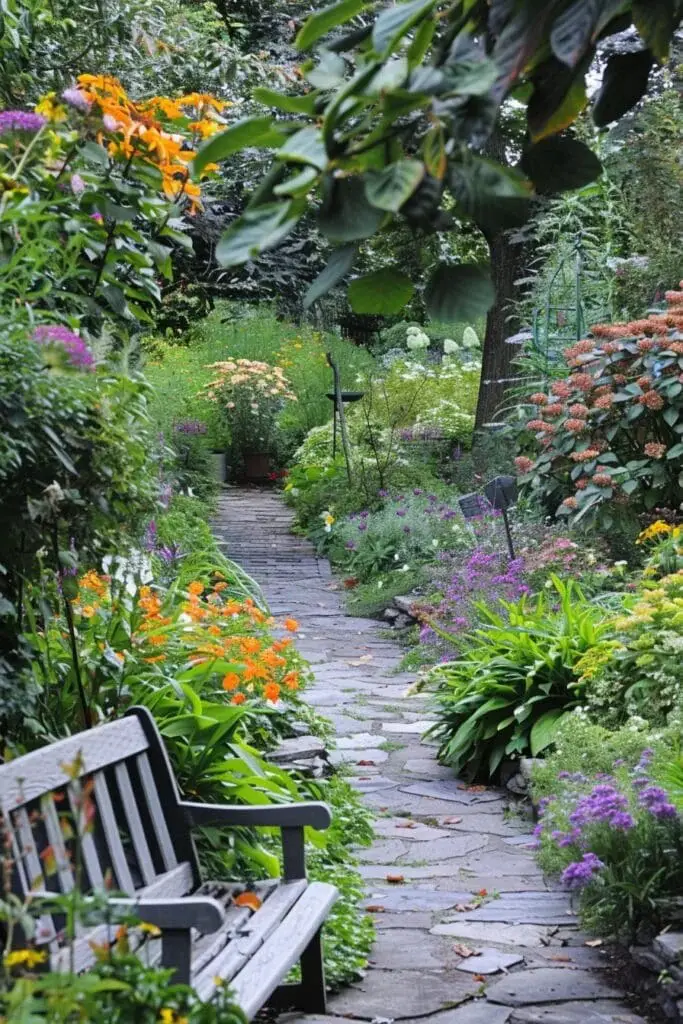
top-left (140, 921), bottom-right (162, 937)
top-left (637, 520), bottom-right (673, 544)
top-left (3, 949), bottom-right (48, 969)
top-left (35, 92), bottom-right (67, 122)
top-left (158, 1010), bottom-right (188, 1024)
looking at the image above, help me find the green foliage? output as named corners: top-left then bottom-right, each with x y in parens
top-left (428, 577), bottom-right (610, 779)
top-left (199, 1), bottom-right (682, 313)
top-left (0, 950), bottom-right (246, 1024)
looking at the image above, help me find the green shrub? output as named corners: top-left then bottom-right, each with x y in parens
top-left (428, 577), bottom-right (610, 779)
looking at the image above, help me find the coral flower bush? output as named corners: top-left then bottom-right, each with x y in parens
top-left (517, 285), bottom-right (683, 528)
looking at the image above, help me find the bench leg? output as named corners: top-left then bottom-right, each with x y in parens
top-left (299, 926), bottom-right (327, 1013)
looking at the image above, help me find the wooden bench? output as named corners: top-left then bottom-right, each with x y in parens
top-left (0, 706), bottom-right (337, 1018)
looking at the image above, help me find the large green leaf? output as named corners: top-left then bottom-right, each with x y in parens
top-left (530, 709), bottom-right (567, 755)
top-left (252, 87), bottom-right (318, 115)
top-left (348, 268), bottom-right (415, 314)
top-left (295, 0), bottom-right (367, 50)
top-left (274, 166), bottom-right (319, 197)
top-left (527, 55), bottom-right (589, 141)
top-left (550, 0), bottom-right (625, 67)
top-left (521, 136), bottom-right (602, 193)
top-left (592, 49), bottom-right (654, 127)
top-left (448, 157), bottom-right (531, 236)
top-left (307, 49), bottom-right (347, 89)
top-left (318, 175), bottom-right (385, 242)
top-left (303, 244), bottom-right (357, 307)
top-left (276, 127), bottom-right (328, 170)
top-left (193, 118), bottom-right (281, 177)
top-left (425, 264), bottom-right (495, 322)
top-left (633, 0), bottom-right (676, 61)
top-left (372, 0), bottom-right (437, 56)
top-left (365, 159), bottom-right (424, 212)
top-left (215, 203), bottom-right (300, 267)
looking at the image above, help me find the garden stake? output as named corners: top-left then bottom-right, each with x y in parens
top-left (326, 352), bottom-right (354, 484)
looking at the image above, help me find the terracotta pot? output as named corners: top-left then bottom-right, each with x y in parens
top-left (243, 451), bottom-right (270, 482)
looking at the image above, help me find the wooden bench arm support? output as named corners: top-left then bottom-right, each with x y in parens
top-left (180, 800), bottom-right (332, 830)
top-left (110, 896), bottom-right (225, 934)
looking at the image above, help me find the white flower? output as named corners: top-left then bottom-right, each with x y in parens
top-left (400, 564), bottom-right (410, 572)
top-left (431, 538), bottom-right (439, 548)
top-left (377, 580), bottom-right (384, 589)
top-left (443, 339), bottom-right (458, 355)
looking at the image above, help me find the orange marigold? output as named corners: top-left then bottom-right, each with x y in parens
top-left (284, 618), bottom-right (300, 633)
top-left (263, 682), bottom-right (281, 703)
top-left (283, 671), bottom-right (300, 691)
top-left (231, 693), bottom-right (246, 705)
top-left (239, 637), bottom-right (261, 655)
top-left (222, 672), bottom-right (241, 691)
top-left (188, 581), bottom-right (204, 596)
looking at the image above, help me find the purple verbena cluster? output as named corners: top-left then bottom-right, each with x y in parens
top-left (33, 325), bottom-right (95, 371)
top-left (568, 784), bottom-right (635, 831)
top-left (561, 852), bottom-right (605, 889)
top-left (0, 109), bottom-right (46, 134)
top-left (638, 787), bottom-right (677, 820)
top-left (174, 419), bottom-right (208, 435)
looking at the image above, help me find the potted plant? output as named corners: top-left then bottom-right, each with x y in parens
top-left (201, 358), bottom-right (297, 483)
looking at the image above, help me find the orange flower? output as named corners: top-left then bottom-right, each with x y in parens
top-left (213, 582), bottom-right (228, 592)
top-left (243, 660), bottom-right (268, 681)
top-left (272, 638), bottom-right (292, 653)
top-left (208, 625), bottom-right (222, 637)
top-left (146, 634), bottom-right (166, 647)
top-left (231, 693), bottom-right (246, 705)
top-left (144, 654), bottom-right (167, 663)
top-left (224, 600), bottom-right (243, 616)
top-left (222, 672), bottom-right (241, 692)
top-left (188, 581), bottom-right (204, 596)
top-left (264, 682), bottom-right (281, 703)
top-left (261, 648), bottom-right (286, 668)
top-left (283, 671), bottom-right (299, 691)
top-left (239, 637), bottom-right (261, 655)
top-left (284, 618), bottom-right (300, 633)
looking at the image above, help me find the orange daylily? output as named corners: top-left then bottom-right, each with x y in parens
top-left (263, 682), bottom-right (281, 703)
top-left (222, 673), bottom-right (241, 692)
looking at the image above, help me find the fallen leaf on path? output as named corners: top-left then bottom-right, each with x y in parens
top-left (385, 874), bottom-right (405, 884)
top-left (442, 816), bottom-right (463, 825)
top-left (365, 905), bottom-right (385, 913)
top-left (548, 954), bottom-right (571, 962)
top-left (348, 655), bottom-right (373, 666)
top-left (357, 760), bottom-right (376, 766)
top-left (465, 785), bottom-right (487, 793)
top-left (453, 944), bottom-right (479, 958)
top-left (585, 938), bottom-right (603, 947)
top-left (396, 821), bottom-right (417, 829)
top-left (454, 903), bottom-right (477, 913)
top-left (477, 889), bottom-right (488, 897)
top-left (472, 974), bottom-right (486, 983)
top-left (234, 892), bottom-right (262, 911)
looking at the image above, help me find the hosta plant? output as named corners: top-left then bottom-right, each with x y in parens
top-left (516, 286), bottom-right (683, 528)
top-left (427, 577), bottom-right (609, 779)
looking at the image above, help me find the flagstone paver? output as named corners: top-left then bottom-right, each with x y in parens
top-left (214, 490), bottom-right (647, 1024)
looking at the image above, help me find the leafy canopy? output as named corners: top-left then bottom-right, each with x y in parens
top-left (192, 0), bottom-right (683, 320)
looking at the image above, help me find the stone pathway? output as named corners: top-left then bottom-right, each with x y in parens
top-left (215, 489), bottom-right (646, 1024)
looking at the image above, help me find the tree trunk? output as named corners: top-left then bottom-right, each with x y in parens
top-left (474, 229), bottom-right (524, 429)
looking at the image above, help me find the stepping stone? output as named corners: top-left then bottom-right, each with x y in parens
top-left (374, 817), bottom-right (451, 842)
top-left (356, 840), bottom-right (407, 864)
top-left (437, 813), bottom-right (523, 837)
top-left (458, 852), bottom-right (546, 878)
top-left (401, 780), bottom-right (502, 805)
top-left (325, 715), bottom-right (367, 735)
top-left (400, 1005), bottom-right (511, 1024)
top-left (508, 1002), bottom-right (646, 1023)
top-left (336, 732), bottom-right (379, 749)
top-left (348, 775), bottom-right (400, 794)
top-left (449, 892), bottom-right (577, 926)
top-left (432, 922), bottom-right (551, 948)
top-left (382, 720), bottom-right (438, 734)
top-left (360, 863), bottom-right (488, 881)
top-left (486, 967), bottom-right (619, 1006)
top-left (329, 748), bottom-right (388, 766)
top-left (365, 887), bottom-right (475, 913)
top-left (397, 834), bottom-right (489, 864)
top-left (404, 759), bottom-right (454, 777)
top-left (369, 929), bottom-right (453, 970)
top-left (371, 912), bottom-right (434, 930)
top-left (504, 835), bottom-right (538, 847)
top-left (328, 968), bottom-right (480, 1019)
top-left (267, 736), bottom-right (326, 763)
top-left (454, 947), bottom-right (524, 975)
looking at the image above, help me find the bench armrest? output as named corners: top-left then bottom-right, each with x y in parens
top-left (180, 800), bottom-right (332, 831)
top-left (110, 896), bottom-right (225, 934)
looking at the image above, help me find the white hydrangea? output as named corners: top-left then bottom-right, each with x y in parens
top-left (462, 326), bottom-right (480, 349)
top-left (406, 326), bottom-right (430, 350)
top-left (443, 338), bottom-right (458, 355)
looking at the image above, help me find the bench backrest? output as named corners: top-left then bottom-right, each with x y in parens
top-left (0, 707), bottom-right (200, 959)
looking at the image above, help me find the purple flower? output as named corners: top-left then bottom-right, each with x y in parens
top-left (638, 786), bottom-right (678, 820)
top-left (33, 325), bottom-right (95, 371)
top-left (561, 852), bottom-right (604, 889)
top-left (345, 540), bottom-right (356, 551)
top-left (378, 489), bottom-right (388, 498)
top-left (557, 771), bottom-right (571, 780)
top-left (358, 522), bottom-right (367, 532)
top-left (144, 520), bottom-right (158, 551)
top-left (403, 526), bottom-right (411, 534)
top-left (413, 488), bottom-right (423, 495)
top-left (610, 812), bottom-right (635, 831)
top-left (70, 173), bottom-right (86, 196)
top-left (396, 509), bottom-right (407, 518)
top-left (157, 544), bottom-right (186, 564)
top-left (175, 419), bottom-right (208, 435)
top-left (0, 110), bottom-right (46, 134)
top-left (62, 87), bottom-right (92, 112)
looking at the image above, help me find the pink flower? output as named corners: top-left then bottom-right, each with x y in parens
top-left (551, 380), bottom-right (572, 399)
top-left (544, 403), bottom-right (564, 416)
top-left (529, 392), bottom-right (548, 405)
top-left (70, 173), bottom-right (85, 195)
top-left (593, 473), bottom-right (612, 487)
top-left (644, 443), bottom-right (667, 459)
top-left (103, 113), bottom-right (120, 131)
top-left (570, 373), bottom-right (594, 392)
top-left (568, 403), bottom-right (589, 418)
top-left (562, 497), bottom-right (578, 509)
top-left (639, 391), bottom-right (665, 410)
top-left (593, 394), bottom-right (614, 410)
top-left (565, 418), bottom-right (587, 433)
top-left (515, 456), bottom-right (534, 474)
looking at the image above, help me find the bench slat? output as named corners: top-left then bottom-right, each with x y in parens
top-left (114, 763), bottom-right (156, 886)
top-left (0, 718), bottom-right (149, 812)
top-left (192, 879), bottom-right (307, 1001)
top-left (67, 784), bottom-right (104, 890)
top-left (228, 881), bottom-right (338, 1019)
top-left (12, 807), bottom-right (56, 944)
top-left (135, 753), bottom-right (177, 872)
top-left (41, 794), bottom-right (74, 894)
top-left (93, 771), bottom-right (134, 895)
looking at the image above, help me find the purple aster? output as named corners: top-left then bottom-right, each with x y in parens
top-left (358, 522), bottom-right (367, 532)
top-left (62, 87), bottom-right (92, 112)
top-left (413, 488), bottom-right (423, 495)
top-left (33, 325), bottom-right (95, 371)
top-left (0, 110), bottom-right (46, 134)
top-left (378, 489), bottom-right (389, 498)
top-left (345, 540), bottom-right (356, 551)
top-left (638, 786), bottom-right (678, 820)
top-left (561, 852), bottom-right (604, 889)
top-left (396, 509), bottom-right (407, 518)
top-left (175, 419), bottom-right (207, 435)
top-left (158, 544), bottom-right (185, 564)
